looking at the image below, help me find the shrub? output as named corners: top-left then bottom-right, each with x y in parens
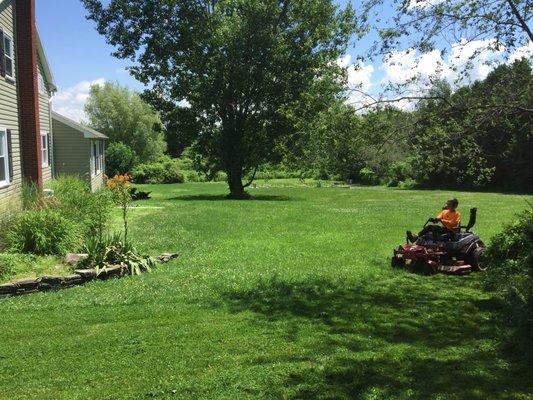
top-left (185, 170), bottom-right (206, 183)
top-left (131, 159), bottom-right (185, 184)
top-left (359, 167), bottom-right (379, 185)
top-left (47, 177), bottom-right (113, 238)
top-left (397, 178), bottom-right (418, 190)
top-left (387, 161), bottom-right (413, 187)
top-left (21, 180), bottom-right (41, 210)
top-left (7, 210), bottom-right (81, 255)
top-left (483, 209), bottom-right (532, 359)
top-left (106, 142), bottom-right (139, 176)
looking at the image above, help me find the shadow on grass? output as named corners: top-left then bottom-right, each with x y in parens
top-left (218, 276), bottom-right (531, 399)
top-left (168, 194), bottom-right (296, 202)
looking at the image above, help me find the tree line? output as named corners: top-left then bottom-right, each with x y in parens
top-left (80, 0), bottom-right (532, 195)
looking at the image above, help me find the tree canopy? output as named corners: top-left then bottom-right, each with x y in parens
top-left (358, 0), bottom-right (532, 62)
top-left (82, 0), bottom-right (356, 198)
top-left (85, 82), bottom-right (166, 163)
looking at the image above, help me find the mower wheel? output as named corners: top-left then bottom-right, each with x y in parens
top-left (469, 246), bottom-right (486, 271)
top-left (391, 255), bottom-right (405, 268)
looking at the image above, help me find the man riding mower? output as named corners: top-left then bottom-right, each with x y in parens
top-left (392, 199), bottom-right (486, 275)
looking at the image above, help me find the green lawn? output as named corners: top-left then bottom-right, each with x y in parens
top-left (1, 181), bottom-right (531, 400)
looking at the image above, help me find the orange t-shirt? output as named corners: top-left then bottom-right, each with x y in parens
top-left (438, 209), bottom-right (461, 230)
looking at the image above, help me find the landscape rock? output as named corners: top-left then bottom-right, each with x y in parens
top-left (157, 253), bottom-right (179, 263)
top-left (0, 283), bottom-right (17, 295)
top-left (62, 274), bottom-right (84, 286)
top-left (41, 275), bottom-right (65, 285)
top-left (14, 278), bottom-right (41, 291)
top-left (38, 283), bottom-right (55, 292)
top-left (100, 265), bottom-right (126, 279)
top-left (74, 269), bottom-right (98, 281)
top-left (64, 253), bottom-right (89, 266)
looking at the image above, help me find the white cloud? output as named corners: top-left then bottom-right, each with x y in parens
top-left (377, 38), bottom-right (511, 109)
top-left (337, 54), bottom-right (375, 107)
top-left (508, 42), bottom-right (533, 64)
top-left (408, 0), bottom-right (445, 9)
top-left (51, 78), bottom-right (106, 122)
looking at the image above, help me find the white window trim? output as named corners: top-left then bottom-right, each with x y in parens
top-left (3, 33), bottom-right (14, 81)
top-left (91, 140), bottom-right (103, 177)
top-left (41, 131), bottom-right (49, 168)
top-left (0, 127), bottom-right (9, 188)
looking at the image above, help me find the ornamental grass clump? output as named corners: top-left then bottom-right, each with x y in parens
top-left (6, 209), bottom-right (81, 256)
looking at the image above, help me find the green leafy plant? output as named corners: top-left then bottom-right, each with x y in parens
top-left (105, 142), bottom-right (139, 176)
top-left (483, 208), bottom-right (532, 359)
top-left (106, 175), bottom-right (133, 243)
top-left (359, 167), bottom-right (379, 185)
top-left (131, 159), bottom-right (185, 184)
top-left (7, 210), bottom-right (81, 256)
top-left (81, 232), bottom-right (155, 276)
top-left (21, 180), bottom-right (41, 210)
top-left (47, 177), bottom-right (113, 239)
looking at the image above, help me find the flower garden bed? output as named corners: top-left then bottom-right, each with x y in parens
top-left (0, 253), bottom-right (178, 297)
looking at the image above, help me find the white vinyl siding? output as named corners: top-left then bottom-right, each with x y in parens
top-left (0, 0), bottom-right (22, 209)
top-left (38, 71), bottom-right (46, 94)
top-left (0, 128), bottom-right (9, 187)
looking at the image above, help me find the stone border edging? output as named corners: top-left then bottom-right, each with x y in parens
top-left (0, 253), bottom-right (179, 297)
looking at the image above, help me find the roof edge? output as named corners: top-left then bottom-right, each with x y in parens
top-left (36, 28), bottom-right (57, 92)
top-left (52, 111), bottom-right (108, 140)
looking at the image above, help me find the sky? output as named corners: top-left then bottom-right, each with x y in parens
top-left (36, 0), bottom-right (532, 122)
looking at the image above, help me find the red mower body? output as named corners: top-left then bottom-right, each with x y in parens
top-left (391, 208), bottom-right (486, 275)
top-left (393, 243), bottom-right (473, 275)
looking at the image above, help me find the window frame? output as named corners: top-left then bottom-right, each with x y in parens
top-left (92, 140), bottom-right (103, 177)
top-left (3, 33), bottom-right (14, 80)
top-left (38, 71), bottom-right (47, 94)
top-left (0, 127), bottom-right (9, 188)
top-left (41, 131), bottom-right (49, 168)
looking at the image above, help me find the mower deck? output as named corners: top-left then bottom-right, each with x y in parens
top-left (393, 244), bottom-right (473, 275)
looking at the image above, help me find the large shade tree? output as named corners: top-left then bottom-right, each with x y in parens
top-left (82, 0), bottom-right (355, 198)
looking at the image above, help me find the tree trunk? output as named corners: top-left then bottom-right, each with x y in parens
top-left (226, 169), bottom-right (250, 199)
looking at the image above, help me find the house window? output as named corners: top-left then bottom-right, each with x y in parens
top-left (0, 128), bottom-right (9, 186)
top-left (92, 141), bottom-right (104, 176)
top-left (38, 71), bottom-right (47, 94)
top-left (41, 132), bottom-right (49, 167)
top-left (3, 33), bottom-right (14, 79)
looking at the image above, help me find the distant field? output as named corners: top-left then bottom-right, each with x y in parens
top-left (0, 181), bottom-right (531, 399)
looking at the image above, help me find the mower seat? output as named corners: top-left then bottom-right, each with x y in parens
top-left (445, 232), bottom-right (478, 252)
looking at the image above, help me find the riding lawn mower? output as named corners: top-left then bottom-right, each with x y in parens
top-left (391, 208), bottom-right (486, 275)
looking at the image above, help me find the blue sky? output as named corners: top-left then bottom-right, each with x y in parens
top-left (36, 1), bottom-right (140, 90)
top-left (37, 1), bottom-right (531, 122)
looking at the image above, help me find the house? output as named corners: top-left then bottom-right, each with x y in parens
top-left (52, 111), bottom-right (107, 191)
top-left (1, 0), bottom-right (107, 211)
top-left (0, 0), bottom-right (56, 210)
